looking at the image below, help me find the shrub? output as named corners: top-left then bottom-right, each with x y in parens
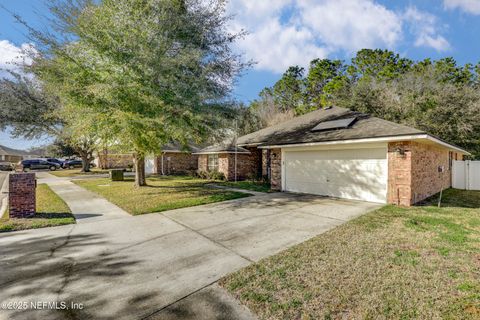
top-left (197, 170), bottom-right (209, 179)
top-left (197, 170), bottom-right (225, 181)
top-left (208, 170), bottom-right (225, 181)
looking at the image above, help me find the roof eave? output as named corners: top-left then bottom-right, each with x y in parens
top-left (257, 134), bottom-right (471, 155)
top-left (193, 151), bottom-right (251, 155)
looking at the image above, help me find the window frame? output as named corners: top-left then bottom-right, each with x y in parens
top-left (207, 154), bottom-right (219, 172)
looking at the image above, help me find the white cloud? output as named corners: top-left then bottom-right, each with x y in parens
top-left (0, 40), bottom-right (34, 78)
top-left (444, 0), bottom-right (480, 15)
top-left (404, 7), bottom-right (451, 52)
top-left (228, 1), bottom-right (449, 74)
top-left (235, 18), bottom-right (328, 73)
top-left (297, 0), bottom-right (402, 52)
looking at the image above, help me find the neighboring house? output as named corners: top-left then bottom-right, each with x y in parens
top-left (194, 142), bottom-right (262, 181)
top-left (0, 145), bottom-right (37, 163)
top-left (95, 151), bottom-right (134, 169)
top-left (209, 106), bottom-right (469, 206)
top-left (153, 143), bottom-right (200, 175)
top-left (94, 143), bottom-right (200, 175)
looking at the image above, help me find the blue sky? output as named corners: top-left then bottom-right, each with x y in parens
top-left (1, 0), bottom-right (480, 149)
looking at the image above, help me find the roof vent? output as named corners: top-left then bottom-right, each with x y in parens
top-left (311, 117), bottom-right (357, 132)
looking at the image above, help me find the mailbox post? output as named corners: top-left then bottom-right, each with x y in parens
top-left (8, 173), bottom-right (36, 218)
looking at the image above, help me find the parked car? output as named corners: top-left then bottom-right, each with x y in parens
top-left (63, 159), bottom-right (94, 169)
top-left (44, 158), bottom-right (65, 167)
top-left (0, 162), bottom-right (14, 171)
top-left (19, 159), bottom-right (61, 171)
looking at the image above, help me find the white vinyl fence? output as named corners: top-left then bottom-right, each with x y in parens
top-left (452, 160), bottom-right (480, 190)
top-left (145, 156), bottom-right (155, 175)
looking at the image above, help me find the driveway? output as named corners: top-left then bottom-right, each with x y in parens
top-left (0, 192), bottom-right (381, 320)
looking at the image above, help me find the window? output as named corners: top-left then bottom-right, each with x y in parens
top-left (208, 154), bottom-right (219, 171)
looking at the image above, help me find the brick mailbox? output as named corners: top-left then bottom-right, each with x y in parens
top-left (9, 173), bottom-right (36, 218)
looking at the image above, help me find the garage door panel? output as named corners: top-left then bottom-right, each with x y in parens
top-left (284, 148), bottom-right (387, 203)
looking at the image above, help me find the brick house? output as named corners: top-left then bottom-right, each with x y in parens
top-left (229, 106), bottom-right (468, 206)
top-left (153, 143), bottom-right (200, 175)
top-left (95, 143), bottom-right (199, 175)
top-left (194, 143), bottom-right (262, 181)
top-left (0, 145), bottom-right (34, 164)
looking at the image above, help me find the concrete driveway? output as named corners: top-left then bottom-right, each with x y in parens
top-left (0, 192), bottom-right (380, 320)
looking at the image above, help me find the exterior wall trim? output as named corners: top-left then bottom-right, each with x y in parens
top-left (257, 134), bottom-right (470, 155)
top-left (193, 151), bottom-right (251, 155)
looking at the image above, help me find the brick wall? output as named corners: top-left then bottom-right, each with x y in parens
top-left (224, 153), bottom-right (259, 181)
top-left (4, 155), bottom-right (23, 164)
top-left (155, 152), bottom-right (198, 175)
top-left (197, 151), bottom-right (260, 181)
top-left (410, 142), bottom-right (451, 203)
top-left (388, 141), bottom-right (452, 206)
top-left (98, 154), bottom-right (134, 169)
top-left (270, 148), bottom-right (282, 190)
top-left (198, 154), bottom-right (208, 171)
top-left (9, 173), bottom-right (36, 218)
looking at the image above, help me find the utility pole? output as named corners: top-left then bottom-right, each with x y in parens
top-left (234, 119), bottom-right (238, 182)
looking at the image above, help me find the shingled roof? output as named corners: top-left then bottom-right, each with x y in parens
top-left (194, 142), bottom-right (251, 154)
top-left (161, 142), bottom-right (201, 153)
top-left (237, 106), bottom-right (425, 147)
top-left (0, 145), bottom-right (32, 156)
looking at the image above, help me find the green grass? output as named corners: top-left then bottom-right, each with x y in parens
top-left (49, 168), bottom-right (109, 178)
top-left (74, 175), bottom-right (251, 215)
top-left (220, 188), bottom-right (480, 319)
top-left (216, 180), bottom-right (272, 193)
top-left (0, 184), bottom-right (75, 232)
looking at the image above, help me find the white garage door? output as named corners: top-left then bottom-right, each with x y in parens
top-left (283, 147), bottom-right (388, 203)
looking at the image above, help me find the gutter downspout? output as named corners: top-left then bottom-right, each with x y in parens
top-left (161, 153), bottom-right (165, 175)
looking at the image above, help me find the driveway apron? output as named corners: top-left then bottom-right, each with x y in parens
top-left (0, 175), bottom-right (381, 320)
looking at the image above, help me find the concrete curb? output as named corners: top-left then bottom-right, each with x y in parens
top-left (0, 173), bottom-right (9, 219)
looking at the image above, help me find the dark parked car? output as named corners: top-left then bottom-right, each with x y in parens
top-left (63, 159), bottom-right (94, 169)
top-left (19, 159), bottom-right (61, 171)
top-left (0, 162), bottom-right (14, 171)
top-left (45, 158), bottom-right (65, 167)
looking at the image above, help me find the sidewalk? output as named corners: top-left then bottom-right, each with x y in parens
top-left (36, 171), bottom-right (129, 223)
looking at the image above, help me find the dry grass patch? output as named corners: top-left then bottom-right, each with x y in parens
top-left (74, 175), bottom-right (251, 215)
top-left (220, 189), bottom-right (480, 319)
top-left (0, 184), bottom-right (74, 232)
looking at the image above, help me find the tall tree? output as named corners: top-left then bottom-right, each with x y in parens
top-left (0, 70), bottom-right (97, 172)
top-left (272, 66), bottom-right (306, 114)
top-left (0, 71), bottom-right (62, 139)
top-left (27, 0), bottom-right (248, 186)
top-left (305, 58), bottom-right (347, 108)
top-left (348, 49), bottom-right (413, 81)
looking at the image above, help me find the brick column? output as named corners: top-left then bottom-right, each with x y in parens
top-left (387, 142), bottom-right (413, 206)
top-left (8, 173), bottom-right (36, 218)
top-left (270, 148), bottom-right (282, 191)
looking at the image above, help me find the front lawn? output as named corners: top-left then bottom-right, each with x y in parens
top-left (220, 188), bottom-right (480, 319)
top-left (0, 184), bottom-right (75, 232)
top-left (49, 168), bottom-right (109, 178)
top-left (216, 180), bottom-right (272, 193)
top-left (74, 175), bottom-right (251, 215)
